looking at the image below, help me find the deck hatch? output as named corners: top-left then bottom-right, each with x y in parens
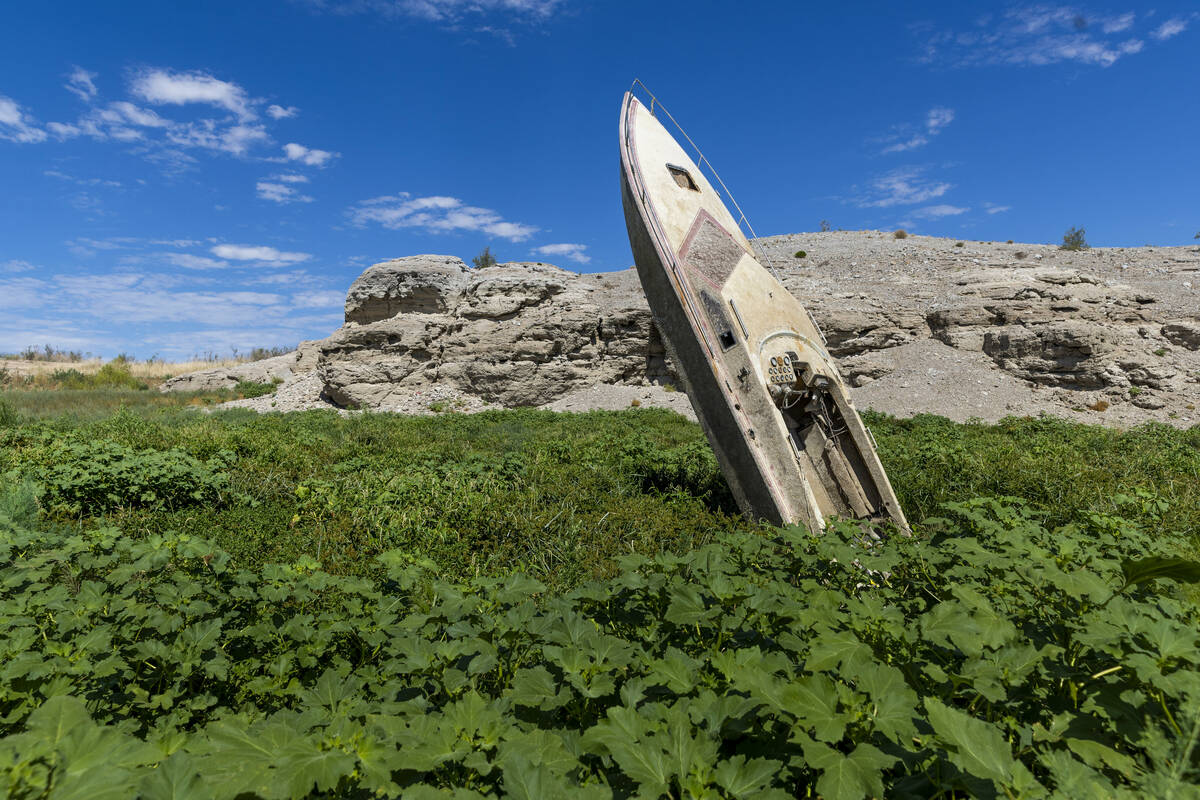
top-left (667, 164), bottom-right (700, 191)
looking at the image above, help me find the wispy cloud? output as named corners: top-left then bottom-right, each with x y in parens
top-left (533, 243), bottom-right (590, 263)
top-left (281, 142), bottom-right (338, 166)
top-left (0, 263), bottom-right (344, 357)
top-left (65, 67), bottom-right (98, 102)
top-left (44, 170), bottom-right (122, 188)
top-left (131, 69), bottom-right (255, 120)
top-left (1152, 17), bottom-right (1189, 41)
top-left (349, 193), bottom-right (538, 241)
top-left (984, 202), bottom-right (1012, 214)
top-left (0, 95), bottom-right (48, 143)
top-left (855, 166), bottom-right (952, 208)
top-left (911, 204), bottom-right (969, 218)
top-left (211, 243), bottom-right (312, 265)
top-left (914, 7), bottom-right (1185, 68)
top-left (306, 0), bottom-right (566, 23)
top-left (257, 176), bottom-right (315, 204)
top-left (4, 67), bottom-right (322, 169)
top-left (879, 106), bottom-right (956, 154)
top-left (266, 104), bottom-right (299, 119)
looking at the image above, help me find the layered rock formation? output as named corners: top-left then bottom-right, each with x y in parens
top-left (165, 232), bottom-right (1200, 427)
top-left (315, 256), bottom-right (670, 409)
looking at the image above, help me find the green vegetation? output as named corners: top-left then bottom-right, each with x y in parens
top-left (1061, 226), bottom-right (1089, 251)
top-left (793, 250), bottom-right (807, 258)
top-left (1, 402), bottom-right (1198, 797)
top-left (892, 229), bottom-right (907, 239)
top-left (473, 246), bottom-right (498, 269)
top-left (234, 379), bottom-right (282, 399)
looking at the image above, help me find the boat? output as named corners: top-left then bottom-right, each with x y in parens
top-left (618, 84), bottom-right (908, 532)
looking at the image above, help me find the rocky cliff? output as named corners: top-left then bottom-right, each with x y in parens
top-left (163, 232), bottom-right (1200, 427)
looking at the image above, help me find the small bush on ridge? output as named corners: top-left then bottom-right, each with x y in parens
top-left (1061, 225), bottom-right (1089, 251)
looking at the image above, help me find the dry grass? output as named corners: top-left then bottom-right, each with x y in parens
top-left (0, 357), bottom-right (241, 381)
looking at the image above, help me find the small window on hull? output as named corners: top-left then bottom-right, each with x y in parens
top-left (667, 164), bottom-right (699, 191)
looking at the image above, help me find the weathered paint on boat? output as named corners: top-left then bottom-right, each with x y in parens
top-left (619, 92), bottom-right (907, 532)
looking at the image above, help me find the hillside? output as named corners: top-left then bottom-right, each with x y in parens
top-left (163, 231), bottom-right (1200, 428)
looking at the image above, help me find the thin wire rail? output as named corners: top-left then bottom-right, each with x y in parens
top-left (628, 79), bottom-right (784, 283)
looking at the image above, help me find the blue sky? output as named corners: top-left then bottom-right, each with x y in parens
top-left (1, 1), bottom-right (1196, 358)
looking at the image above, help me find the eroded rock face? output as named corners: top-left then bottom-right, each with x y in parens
top-left (344, 255), bottom-right (472, 323)
top-left (165, 234), bottom-right (1200, 427)
top-left (159, 352), bottom-right (304, 392)
top-left (317, 261), bottom-right (673, 408)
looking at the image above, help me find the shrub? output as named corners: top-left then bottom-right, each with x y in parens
top-left (1088, 399), bottom-right (1110, 412)
top-left (0, 397), bottom-right (17, 428)
top-left (819, 219), bottom-right (831, 232)
top-left (1060, 226), bottom-right (1089, 251)
top-left (16, 436), bottom-right (237, 516)
top-left (793, 250), bottom-right (807, 258)
top-left (1007, 239), bottom-right (1014, 243)
top-left (954, 241), bottom-right (964, 247)
top-left (472, 246), bottom-right (498, 269)
top-left (0, 496), bottom-right (1196, 797)
top-left (1015, 251), bottom-right (1028, 260)
top-left (235, 380), bottom-right (277, 399)
top-left (893, 229), bottom-right (907, 239)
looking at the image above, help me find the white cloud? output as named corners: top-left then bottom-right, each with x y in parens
top-left (169, 121), bottom-right (270, 155)
top-left (1152, 17), bottom-right (1189, 40)
top-left (0, 95), bottom-right (47, 143)
top-left (273, 173), bottom-right (309, 183)
top-left (4, 67), bottom-right (329, 169)
top-left (0, 265), bottom-right (345, 357)
top-left (292, 290), bottom-right (345, 308)
top-left (350, 193), bottom-right (538, 241)
top-left (282, 142), bottom-right (338, 166)
top-left (911, 204), bottom-right (969, 218)
top-left (1, 259), bottom-right (36, 274)
top-left (46, 121), bottom-right (81, 138)
top-left (211, 244), bottom-right (312, 265)
top-left (257, 181), bottom-right (315, 204)
top-left (856, 166), bottom-right (952, 208)
top-left (160, 253), bottom-right (231, 270)
top-left (65, 67), bottom-right (98, 102)
top-left (533, 243), bottom-right (590, 263)
top-left (917, 7), bottom-right (1165, 68)
top-left (1102, 13), bottom-right (1135, 34)
top-left (131, 69), bottom-right (254, 120)
top-left (308, 0), bottom-right (565, 23)
top-left (44, 170), bottom-right (121, 188)
top-left (926, 107), bottom-right (954, 133)
top-left (880, 106), bottom-right (954, 154)
top-left (984, 203), bottom-right (1012, 214)
top-left (880, 135), bottom-right (928, 155)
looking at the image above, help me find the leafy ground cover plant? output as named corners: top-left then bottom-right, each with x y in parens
top-left (0, 486), bottom-right (1197, 798)
top-left (5, 431), bottom-right (237, 517)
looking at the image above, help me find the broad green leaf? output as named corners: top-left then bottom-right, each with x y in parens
top-left (801, 739), bottom-right (894, 800)
top-left (138, 753), bottom-right (211, 800)
top-left (924, 697), bottom-right (1015, 783)
top-left (1120, 557), bottom-right (1200, 588)
top-left (713, 755), bottom-right (781, 796)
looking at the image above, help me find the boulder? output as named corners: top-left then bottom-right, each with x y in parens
top-left (344, 255), bottom-right (471, 324)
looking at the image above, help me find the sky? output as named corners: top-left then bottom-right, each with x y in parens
top-left (1, 1), bottom-right (1197, 359)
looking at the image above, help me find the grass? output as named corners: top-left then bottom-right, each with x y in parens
top-left (0, 388), bottom-right (235, 421)
top-left (2, 395), bottom-right (1197, 591)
